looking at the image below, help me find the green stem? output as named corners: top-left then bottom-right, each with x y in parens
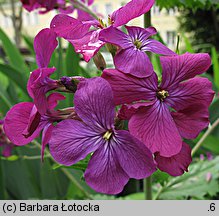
top-left (144, 176), bottom-right (152, 200)
top-left (144, 10), bottom-right (151, 28)
top-left (191, 118), bottom-right (219, 156)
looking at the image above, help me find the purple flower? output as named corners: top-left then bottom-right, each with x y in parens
top-left (102, 53), bottom-right (214, 157)
top-left (0, 120), bottom-right (14, 157)
top-left (100, 26), bottom-right (175, 77)
top-left (49, 0), bottom-right (155, 62)
top-left (3, 93), bottom-right (67, 159)
top-left (49, 77), bottom-right (156, 194)
top-left (27, 67), bottom-right (59, 115)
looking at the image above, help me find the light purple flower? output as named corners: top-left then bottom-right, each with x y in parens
top-left (49, 77), bottom-right (156, 194)
top-left (102, 53), bottom-right (214, 157)
top-left (100, 26), bottom-right (175, 77)
top-left (3, 93), bottom-right (66, 159)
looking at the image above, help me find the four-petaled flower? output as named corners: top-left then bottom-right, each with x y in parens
top-left (49, 77), bottom-right (156, 194)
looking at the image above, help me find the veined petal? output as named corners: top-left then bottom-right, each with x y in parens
top-left (160, 53), bottom-right (212, 89)
top-left (47, 92), bottom-right (66, 110)
top-left (166, 77), bottom-right (214, 111)
top-left (74, 77), bottom-right (115, 132)
top-left (114, 47), bottom-right (154, 78)
top-left (126, 26), bottom-right (157, 42)
top-left (69, 30), bottom-right (105, 62)
top-left (141, 39), bottom-right (175, 55)
top-left (84, 141), bottom-right (129, 195)
top-left (111, 0), bottom-right (155, 27)
top-left (155, 142), bottom-right (192, 176)
top-left (50, 119), bottom-right (101, 166)
top-left (102, 69), bottom-right (157, 105)
top-left (50, 14), bottom-right (91, 39)
top-left (114, 130), bottom-right (156, 179)
top-left (3, 102), bottom-right (42, 146)
top-left (129, 100), bottom-right (182, 157)
top-left (172, 104), bottom-right (210, 139)
top-left (34, 28), bottom-right (58, 68)
top-left (99, 26), bottom-right (132, 49)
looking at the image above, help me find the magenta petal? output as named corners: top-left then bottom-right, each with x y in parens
top-left (3, 102), bottom-right (42, 146)
top-left (47, 93), bottom-right (66, 110)
top-left (34, 28), bottom-right (58, 68)
top-left (77, 9), bottom-right (94, 21)
top-left (41, 123), bottom-right (54, 161)
top-left (160, 53), bottom-right (212, 89)
top-left (167, 77), bottom-right (214, 111)
top-left (99, 26), bottom-right (132, 49)
top-left (155, 142), bottom-right (192, 176)
top-left (114, 48), bottom-right (154, 78)
top-left (102, 69), bottom-right (157, 105)
top-left (74, 77), bottom-right (115, 132)
top-left (84, 142), bottom-right (129, 195)
top-left (141, 39), bottom-right (175, 55)
top-left (69, 30), bottom-right (105, 62)
top-left (126, 26), bottom-right (157, 41)
top-left (27, 68), bottom-right (57, 114)
top-left (129, 100), bottom-right (182, 157)
top-left (2, 144), bottom-right (13, 157)
top-left (172, 104), bottom-right (209, 139)
top-left (111, 0), bottom-right (155, 27)
top-left (50, 14), bottom-right (91, 39)
top-left (49, 119), bottom-right (101, 166)
top-left (114, 130), bottom-right (156, 179)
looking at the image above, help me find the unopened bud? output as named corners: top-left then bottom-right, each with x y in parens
top-left (106, 43), bottom-right (117, 57)
top-left (93, 52), bottom-right (106, 71)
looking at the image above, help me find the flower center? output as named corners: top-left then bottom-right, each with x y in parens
top-left (103, 130), bottom-right (113, 140)
top-left (134, 39), bottom-right (142, 49)
top-left (157, 89), bottom-right (169, 101)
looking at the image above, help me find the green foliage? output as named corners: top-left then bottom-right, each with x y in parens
top-left (211, 47), bottom-right (219, 90)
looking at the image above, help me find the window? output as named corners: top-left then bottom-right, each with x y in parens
top-left (166, 31), bottom-right (176, 46)
top-left (105, 3), bottom-right (113, 16)
top-left (152, 6), bottom-right (160, 16)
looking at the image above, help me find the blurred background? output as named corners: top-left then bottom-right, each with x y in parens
top-left (0, 0), bottom-right (219, 200)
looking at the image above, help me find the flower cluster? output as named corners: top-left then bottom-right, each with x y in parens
top-left (4, 0), bottom-right (214, 194)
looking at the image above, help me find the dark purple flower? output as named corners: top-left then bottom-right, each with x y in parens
top-left (3, 93), bottom-right (68, 159)
top-left (0, 120), bottom-right (14, 157)
top-left (49, 77), bottom-right (156, 194)
top-left (102, 53), bottom-right (214, 157)
top-left (100, 26), bottom-right (175, 77)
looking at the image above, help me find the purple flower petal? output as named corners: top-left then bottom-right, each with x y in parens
top-left (41, 123), bottom-right (54, 161)
top-left (2, 144), bottom-right (14, 157)
top-left (47, 92), bottom-right (66, 110)
top-left (27, 67), bottom-right (57, 114)
top-left (84, 141), bottom-right (129, 195)
top-left (160, 53), bottom-right (212, 89)
top-left (69, 30), bottom-right (105, 62)
top-left (74, 77), bottom-right (115, 132)
top-left (114, 47), bottom-right (154, 78)
top-left (155, 142), bottom-right (192, 176)
top-left (50, 14), bottom-right (91, 40)
top-left (126, 26), bottom-right (157, 41)
top-left (3, 102), bottom-right (42, 146)
top-left (141, 39), bottom-right (175, 55)
top-left (49, 119), bottom-right (101, 166)
top-left (34, 28), bottom-right (58, 68)
top-left (77, 9), bottom-right (94, 21)
top-left (166, 77), bottom-right (214, 111)
top-left (114, 130), bottom-right (156, 179)
top-left (129, 100), bottom-right (182, 157)
top-left (99, 26), bottom-right (133, 49)
top-left (111, 0), bottom-right (155, 27)
top-left (102, 69), bottom-right (157, 105)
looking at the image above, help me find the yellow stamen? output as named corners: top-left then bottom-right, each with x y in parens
top-left (134, 39), bottom-right (142, 49)
top-left (103, 131), bottom-right (112, 140)
top-left (157, 90), bottom-right (169, 101)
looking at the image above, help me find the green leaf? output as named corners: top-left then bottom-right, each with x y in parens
top-left (0, 28), bottom-right (29, 75)
top-left (0, 63), bottom-right (28, 95)
top-left (22, 34), bottom-right (35, 55)
top-left (157, 156), bottom-right (219, 200)
top-left (182, 34), bottom-right (195, 53)
top-left (211, 47), bottom-right (219, 89)
top-left (0, 85), bottom-right (12, 114)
